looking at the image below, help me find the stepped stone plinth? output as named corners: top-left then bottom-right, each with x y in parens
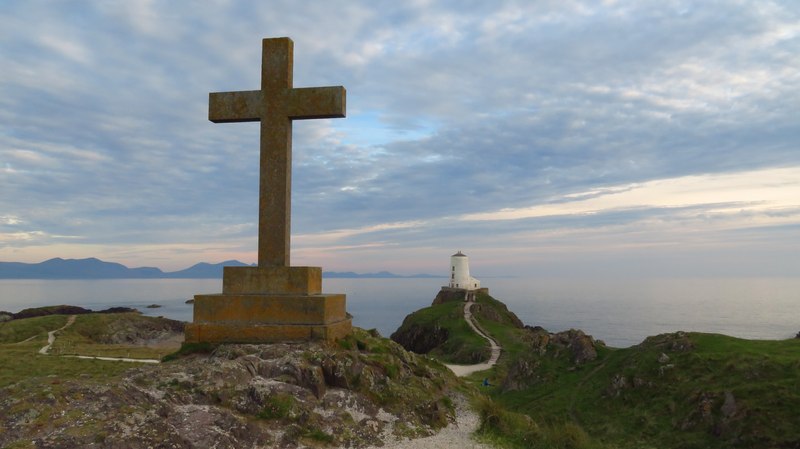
top-left (185, 267), bottom-right (352, 343)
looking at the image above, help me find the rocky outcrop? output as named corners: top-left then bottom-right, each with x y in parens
top-left (91, 314), bottom-right (185, 345)
top-left (501, 357), bottom-right (542, 391)
top-left (12, 305), bottom-right (93, 319)
top-left (390, 321), bottom-right (450, 355)
top-left (0, 328), bottom-right (458, 449)
top-left (550, 329), bottom-right (598, 365)
top-left (9, 305), bottom-right (139, 320)
top-left (431, 288), bottom-right (467, 305)
top-left (500, 327), bottom-right (601, 392)
top-left (679, 390), bottom-right (745, 438)
top-left (471, 301), bottom-right (524, 329)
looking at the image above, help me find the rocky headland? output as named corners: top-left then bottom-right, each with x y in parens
top-left (3, 293), bottom-right (800, 449)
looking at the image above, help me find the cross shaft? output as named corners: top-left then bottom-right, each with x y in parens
top-left (208, 37), bottom-right (346, 267)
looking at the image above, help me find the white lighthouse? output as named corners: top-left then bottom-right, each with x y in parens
top-left (449, 251), bottom-right (481, 291)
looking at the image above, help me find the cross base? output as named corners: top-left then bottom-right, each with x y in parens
top-left (185, 318), bottom-right (352, 344)
top-left (223, 266), bottom-right (322, 295)
top-left (185, 265), bottom-right (352, 344)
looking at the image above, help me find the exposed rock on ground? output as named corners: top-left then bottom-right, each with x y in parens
top-left (471, 301), bottom-right (524, 329)
top-left (500, 328), bottom-right (602, 392)
top-left (390, 321), bottom-right (450, 355)
top-left (0, 329), bottom-right (459, 449)
top-left (89, 314), bottom-right (185, 345)
top-left (431, 289), bottom-right (468, 305)
top-left (640, 331), bottom-right (695, 352)
top-left (550, 329), bottom-right (598, 365)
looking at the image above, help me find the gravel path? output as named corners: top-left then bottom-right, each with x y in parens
top-left (365, 301), bottom-right (502, 448)
top-left (364, 394), bottom-right (494, 449)
top-left (37, 315), bottom-right (160, 363)
top-left (38, 315), bottom-right (77, 354)
top-left (444, 301), bottom-right (502, 377)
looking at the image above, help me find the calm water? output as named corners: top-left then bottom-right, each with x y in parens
top-left (1, 277), bottom-right (798, 347)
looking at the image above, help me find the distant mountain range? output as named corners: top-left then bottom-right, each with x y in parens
top-left (0, 258), bottom-right (442, 279)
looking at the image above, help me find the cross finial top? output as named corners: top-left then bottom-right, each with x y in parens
top-left (208, 37), bottom-right (346, 267)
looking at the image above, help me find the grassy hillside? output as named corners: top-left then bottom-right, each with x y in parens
top-left (489, 331), bottom-right (800, 449)
top-left (393, 290), bottom-right (800, 448)
top-left (0, 312), bottom-right (184, 388)
top-left (391, 289), bottom-right (525, 364)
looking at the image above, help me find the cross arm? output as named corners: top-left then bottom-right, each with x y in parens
top-left (209, 90), bottom-right (264, 123)
top-left (288, 86), bottom-right (346, 120)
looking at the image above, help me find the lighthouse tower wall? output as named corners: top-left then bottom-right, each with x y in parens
top-left (449, 252), bottom-right (480, 290)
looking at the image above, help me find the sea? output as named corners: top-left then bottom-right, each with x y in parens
top-left (1, 277), bottom-right (798, 348)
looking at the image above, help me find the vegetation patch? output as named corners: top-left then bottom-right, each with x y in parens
top-left (302, 426), bottom-right (334, 444)
top-left (390, 295), bottom-right (490, 363)
top-left (488, 329), bottom-right (800, 448)
top-left (0, 315), bottom-right (69, 344)
top-left (394, 290), bottom-right (800, 449)
top-left (162, 341), bottom-right (217, 362)
top-left (257, 393), bottom-right (297, 420)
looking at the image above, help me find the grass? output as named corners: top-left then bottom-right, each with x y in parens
top-left (0, 315), bottom-right (136, 388)
top-left (161, 341), bottom-right (217, 362)
top-left (0, 315), bottom-right (69, 343)
top-left (0, 340), bottom-right (136, 388)
top-left (257, 393), bottom-right (297, 420)
top-left (52, 313), bottom-right (180, 359)
top-left (489, 332), bottom-right (800, 449)
top-left (395, 298), bottom-right (491, 363)
top-left (474, 395), bottom-right (609, 449)
top-left (400, 290), bottom-right (800, 448)
top-left (302, 427), bottom-right (334, 444)
top-left (0, 312), bottom-right (182, 388)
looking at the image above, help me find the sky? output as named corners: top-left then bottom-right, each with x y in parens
top-left (1, 0), bottom-right (798, 278)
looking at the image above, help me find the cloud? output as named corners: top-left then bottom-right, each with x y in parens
top-left (461, 167), bottom-right (800, 222)
top-left (0, 0), bottom-right (798, 276)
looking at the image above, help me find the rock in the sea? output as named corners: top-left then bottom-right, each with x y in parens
top-left (145, 304), bottom-right (162, 309)
top-left (96, 307), bottom-right (138, 314)
top-left (13, 305), bottom-right (92, 319)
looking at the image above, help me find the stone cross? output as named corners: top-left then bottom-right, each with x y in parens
top-left (209, 37), bottom-right (346, 267)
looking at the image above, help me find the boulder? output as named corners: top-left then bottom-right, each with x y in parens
top-left (551, 329), bottom-right (598, 364)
